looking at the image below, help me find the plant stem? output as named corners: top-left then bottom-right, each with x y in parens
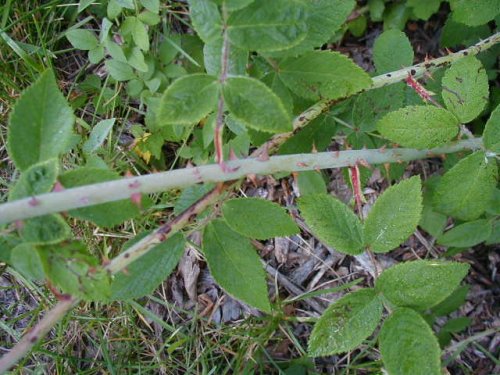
top-left (0, 139), bottom-right (482, 225)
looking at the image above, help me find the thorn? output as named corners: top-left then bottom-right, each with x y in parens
top-left (257, 145), bottom-right (270, 162)
top-left (311, 143), bottom-right (318, 153)
top-left (128, 180), bottom-right (141, 189)
top-left (130, 192), bottom-right (142, 209)
top-left (15, 220), bottom-right (24, 230)
top-left (125, 170), bottom-right (134, 178)
top-left (53, 181), bottom-right (65, 192)
top-left (379, 145), bottom-right (387, 153)
top-left (296, 162), bottom-right (309, 167)
top-left (218, 161), bottom-right (240, 173)
top-left (229, 148), bottom-right (238, 161)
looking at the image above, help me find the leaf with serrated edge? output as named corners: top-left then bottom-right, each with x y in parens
top-left (484, 104), bottom-right (500, 154)
top-left (376, 260), bottom-right (470, 309)
top-left (188, 0), bottom-right (222, 43)
top-left (433, 152), bottom-right (497, 221)
top-left (223, 76), bottom-right (291, 133)
top-left (227, 0), bottom-right (308, 52)
top-left (441, 56), bottom-right (488, 123)
top-left (20, 214), bottom-right (71, 245)
top-left (364, 176), bottom-right (422, 253)
top-left (298, 194), bottom-right (364, 255)
top-left (449, 0), bottom-right (500, 26)
top-left (437, 219), bottom-right (492, 247)
top-left (379, 308), bottom-right (441, 375)
top-left (159, 74), bottom-right (218, 125)
top-left (203, 220), bottom-right (271, 313)
top-left (7, 70), bottom-right (75, 171)
top-left (279, 51), bottom-right (372, 101)
top-left (373, 29), bottom-right (414, 73)
top-left (222, 198), bottom-right (299, 240)
top-left (309, 289), bottom-right (383, 356)
top-left (9, 159), bottom-right (58, 201)
top-left (111, 233), bottom-right (185, 300)
top-left (377, 106), bottom-right (459, 149)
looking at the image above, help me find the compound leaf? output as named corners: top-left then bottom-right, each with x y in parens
top-left (298, 194), bottom-right (364, 255)
top-left (222, 198), bottom-right (299, 240)
top-left (364, 177), bottom-right (422, 253)
top-left (223, 76), bottom-right (291, 133)
top-left (376, 106), bottom-right (459, 149)
top-left (373, 29), bottom-right (414, 73)
top-left (279, 51), bottom-right (372, 101)
top-left (441, 56), bottom-right (488, 123)
top-left (9, 159), bottom-right (58, 201)
top-left (376, 260), bottom-right (470, 309)
top-left (203, 220), bottom-right (271, 313)
top-left (309, 289), bottom-right (383, 356)
top-left (8, 70), bottom-right (75, 171)
top-left (227, 0), bottom-right (308, 52)
top-left (159, 74), bottom-right (218, 125)
top-left (379, 308), bottom-right (441, 375)
top-left (433, 151), bottom-right (497, 221)
top-left (111, 232), bottom-right (185, 300)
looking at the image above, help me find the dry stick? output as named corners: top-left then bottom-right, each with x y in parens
top-left (1, 32), bottom-right (499, 372)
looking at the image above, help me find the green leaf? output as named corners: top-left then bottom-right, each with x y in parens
top-left (78, 0), bottom-right (95, 13)
top-left (485, 220), bottom-right (500, 245)
top-left (437, 219), bottom-right (492, 247)
top-left (298, 194), bottom-right (364, 255)
top-left (379, 308), bottom-right (441, 375)
top-left (9, 159), bottom-right (58, 201)
top-left (188, 0), bottom-right (222, 43)
top-left (59, 168), bottom-right (141, 227)
top-left (431, 285), bottom-right (469, 317)
top-left (308, 289), bottom-right (383, 356)
top-left (373, 29), bottom-right (414, 73)
top-left (407, 0), bottom-right (441, 20)
top-left (132, 18), bottom-right (149, 51)
top-left (38, 241), bottom-right (111, 301)
top-left (433, 152), bottom-right (498, 221)
top-left (203, 220), bottom-right (271, 313)
top-left (0, 235), bottom-right (21, 263)
top-left (441, 56), bottom-right (488, 123)
top-left (297, 171), bottom-right (327, 196)
top-left (126, 46), bottom-right (148, 72)
top-left (111, 233), bottom-right (185, 300)
top-left (222, 198), bottom-right (299, 240)
top-left (159, 35), bottom-right (181, 65)
top-left (224, 0), bottom-right (254, 11)
top-left (11, 243), bottom-right (45, 281)
top-left (449, 0), bottom-right (500, 26)
top-left (7, 70), bottom-right (75, 171)
top-left (227, 0), bottom-right (308, 52)
top-left (66, 29), bottom-right (99, 50)
top-left (376, 260), bottom-right (470, 310)
top-left (484, 104), bottom-right (500, 154)
top-left (158, 74), bottom-right (218, 125)
top-left (440, 16), bottom-right (491, 48)
top-left (223, 76), bottom-right (291, 133)
top-left (441, 317), bottom-right (471, 333)
top-left (107, 0), bottom-right (122, 19)
top-left (279, 51), bottom-right (372, 101)
top-left (116, 0), bottom-right (134, 8)
top-left (83, 118), bottom-right (116, 153)
top-left (20, 215), bottom-right (71, 245)
top-left (105, 59), bottom-right (136, 81)
top-left (203, 38), bottom-right (248, 76)
top-left (140, 0), bottom-right (159, 13)
top-left (88, 45), bottom-right (104, 64)
top-left (174, 184), bottom-right (215, 215)
top-left (364, 177), bottom-right (422, 253)
top-left (376, 106), bottom-right (459, 149)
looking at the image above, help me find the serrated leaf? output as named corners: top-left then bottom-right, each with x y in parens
top-left (222, 198), bottom-right (299, 240)
top-left (449, 0), bottom-right (500, 26)
top-left (223, 76), bottom-right (291, 133)
top-left (376, 260), bottom-right (470, 309)
top-left (66, 29), bottom-right (99, 50)
top-left (105, 59), bottom-right (136, 81)
top-left (188, 0), bottom-right (222, 43)
top-left (10, 243), bottom-right (45, 281)
top-left (83, 118), bottom-right (116, 153)
top-left (38, 241), bottom-right (111, 301)
top-left (437, 219), bottom-right (492, 247)
top-left (20, 214), bottom-right (71, 245)
top-left (309, 289), bottom-right (382, 356)
top-left (111, 232), bottom-right (185, 300)
top-left (373, 29), bottom-right (414, 73)
top-left (298, 194), bottom-right (364, 255)
top-left (441, 56), bottom-right (488, 123)
top-left (227, 0), bottom-right (308, 52)
top-left (376, 106), bottom-right (459, 149)
top-left (7, 70), bottom-right (75, 171)
top-left (364, 177), bottom-right (422, 253)
top-left (297, 171), bottom-right (327, 196)
top-left (59, 168), bottom-right (141, 227)
top-left (440, 16), bottom-right (490, 48)
top-left (203, 38), bottom-right (248, 76)
top-left (279, 51), bottom-right (372, 101)
top-left (158, 74), bottom-right (218, 126)
top-left (379, 308), bottom-right (441, 375)
top-left (484, 104), bottom-right (500, 153)
top-left (203, 220), bottom-right (271, 313)
top-left (9, 159), bottom-right (58, 201)
top-left (433, 152), bottom-right (497, 221)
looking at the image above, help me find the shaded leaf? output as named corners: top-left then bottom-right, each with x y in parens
top-left (449, 0), bottom-right (500, 26)
top-left (11, 243), bottom-right (45, 281)
top-left (309, 289), bottom-right (383, 356)
top-left (9, 159), bottom-right (58, 201)
top-left (431, 285), bottom-right (469, 317)
top-left (373, 29), bottom-right (414, 73)
top-left (437, 219), bottom-right (492, 247)
top-left (222, 198), bottom-right (299, 240)
top-left (7, 70), bottom-right (75, 170)
top-left (203, 220), bottom-right (271, 312)
top-left (376, 260), bottom-right (470, 309)
top-left (364, 177), bottom-right (422, 253)
top-left (379, 308), bottom-right (441, 375)
top-left (188, 0), bottom-right (222, 44)
top-left (298, 194), bottom-right (364, 255)
top-left (297, 171), bottom-right (327, 196)
top-left (20, 215), bottom-right (71, 245)
top-left (484, 104), bottom-right (500, 153)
